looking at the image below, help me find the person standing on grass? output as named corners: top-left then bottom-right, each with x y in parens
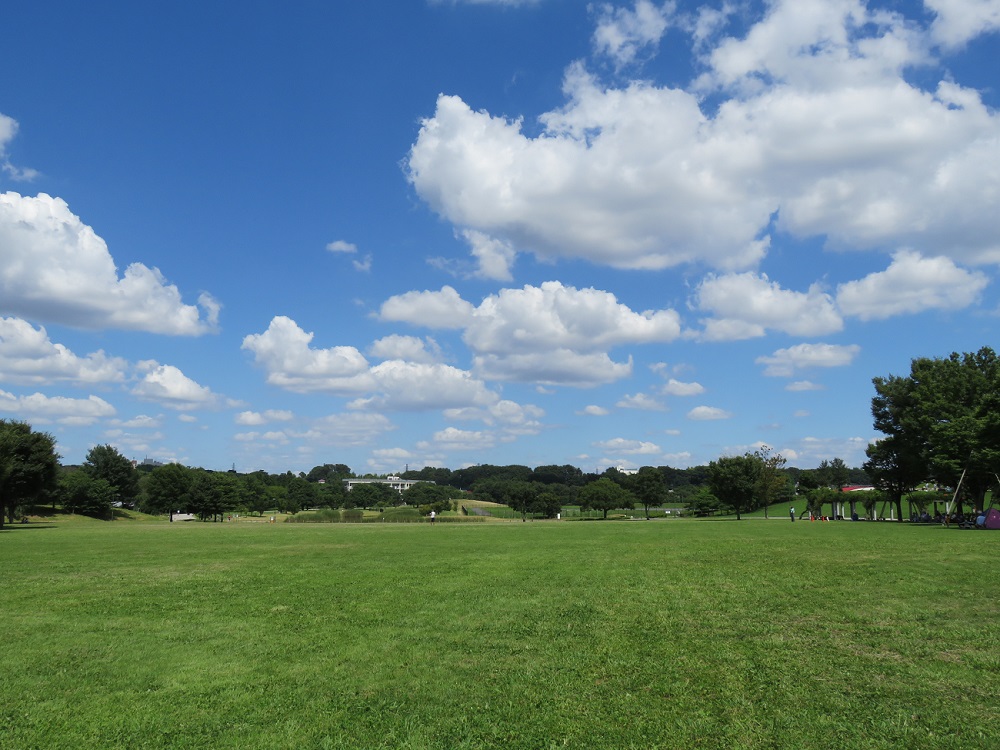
top-left (430, 510), bottom-right (435, 523)
top-left (789, 506), bottom-right (795, 522)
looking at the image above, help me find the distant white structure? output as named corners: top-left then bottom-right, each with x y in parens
top-left (343, 476), bottom-right (431, 494)
top-left (132, 457), bottom-right (164, 469)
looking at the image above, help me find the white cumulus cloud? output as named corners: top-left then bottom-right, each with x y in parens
top-left (0, 317), bottom-right (127, 385)
top-left (694, 272), bottom-right (842, 340)
top-left (687, 405), bottom-right (733, 420)
top-left (408, 2), bottom-right (1000, 273)
top-left (0, 192), bottom-right (219, 335)
top-left (616, 393), bottom-right (666, 411)
top-left (594, 437), bottom-right (662, 455)
top-left (368, 334), bottom-right (442, 363)
top-left (242, 316), bottom-right (374, 394)
top-left (836, 250), bottom-right (989, 320)
top-left (132, 361), bottom-right (227, 411)
top-left (661, 378), bottom-right (705, 396)
top-left (0, 390), bottom-right (115, 425)
top-left (378, 286), bottom-right (476, 329)
top-left (593, 1), bottom-right (675, 67)
top-left (756, 342), bottom-right (861, 377)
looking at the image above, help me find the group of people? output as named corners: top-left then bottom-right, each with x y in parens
top-left (948, 510), bottom-right (990, 529)
top-left (911, 510), bottom-right (992, 528)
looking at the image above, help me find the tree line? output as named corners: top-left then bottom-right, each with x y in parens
top-left (2, 422), bottom-right (874, 526)
top-left (8, 346), bottom-right (993, 526)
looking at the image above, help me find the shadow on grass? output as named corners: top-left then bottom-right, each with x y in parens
top-left (0, 523), bottom-right (58, 532)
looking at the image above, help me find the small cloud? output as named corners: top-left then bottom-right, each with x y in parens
top-left (661, 378), bottom-right (705, 396)
top-left (577, 405), bottom-right (610, 416)
top-left (687, 405), bottom-right (733, 421)
top-left (594, 437), bottom-right (661, 455)
top-left (756, 343), bottom-right (861, 378)
top-left (353, 255), bottom-right (373, 272)
top-left (786, 380), bottom-right (825, 392)
top-left (616, 393), bottom-right (666, 411)
top-left (326, 240), bottom-right (357, 254)
top-left (235, 409), bottom-right (294, 426)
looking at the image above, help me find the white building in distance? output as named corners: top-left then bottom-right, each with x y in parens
top-left (342, 476), bottom-right (431, 494)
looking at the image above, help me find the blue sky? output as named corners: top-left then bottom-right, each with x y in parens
top-left (1, 0), bottom-right (998, 475)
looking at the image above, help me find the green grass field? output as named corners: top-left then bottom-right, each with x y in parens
top-left (1, 519), bottom-right (997, 749)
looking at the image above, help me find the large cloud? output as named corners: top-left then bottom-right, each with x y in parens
top-left (131, 361), bottom-right (230, 411)
top-left (466, 281), bottom-right (681, 353)
top-left (0, 192), bottom-right (219, 335)
top-left (0, 390), bottom-right (115, 426)
top-left (0, 317), bottom-right (127, 385)
top-left (836, 250), bottom-right (989, 320)
top-left (347, 360), bottom-right (500, 411)
top-left (694, 272), bottom-right (842, 340)
top-left (926, 0), bottom-right (1000, 48)
top-left (382, 281), bottom-right (678, 386)
top-left (407, 1), bottom-right (1000, 271)
top-left (242, 316), bottom-right (374, 394)
top-left (244, 316), bottom-right (515, 414)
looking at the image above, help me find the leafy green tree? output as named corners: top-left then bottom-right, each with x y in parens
top-left (140, 463), bottom-right (192, 521)
top-left (266, 485), bottom-right (288, 513)
top-left (284, 475), bottom-right (318, 514)
top-left (630, 466), bottom-right (667, 519)
top-left (796, 470), bottom-right (820, 492)
top-left (0, 420), bottom-right (60, 527)
top-left (242, 473), bottom-right (272, 515)
top-left (401, 466), bottom-right (453, 485)
top-left (866, 348), bottom-right (1000, 515)
top-left (404, 482), bottom-right (454, 508)
top-left (685, 487), bottom-right (719, 516)
top-left (82, 444), bottom-right (139, 508)
top-left (469, 476), bottom-right (510, 504)
top-left (504, 480), bottom-right (538, 522)
top-left (864, 438), bottom-right (924, 522)
top-left (305, 463), bottom-right (352, 483)
top-left (59, 470), bottom-right (114, 518)
top-left (912, 348), bottom-right (1000, 511)
top-left (707, 453), bottom-right (760, 520)
top-left (753, 445), bottom-right (787, 519)
top-left (346, 481), bottom-right (396, 509)
top-left (579, 477), bottom-right (634, 519)
top-left (531, 490), bottom-right (563, 519)
top-left (315, 479), bottom-right (347, 509)
top-left (187, 471), bottom-right (236, 521)
top-left (530, 464), bottom-right (585, 486)
top-left (828, 458), bottom-right (849, 492)
top-left (864, 373), bottom-right (930, 521)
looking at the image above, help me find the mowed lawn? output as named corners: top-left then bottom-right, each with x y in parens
top-left (1, 520), bottom-right (997, 749)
